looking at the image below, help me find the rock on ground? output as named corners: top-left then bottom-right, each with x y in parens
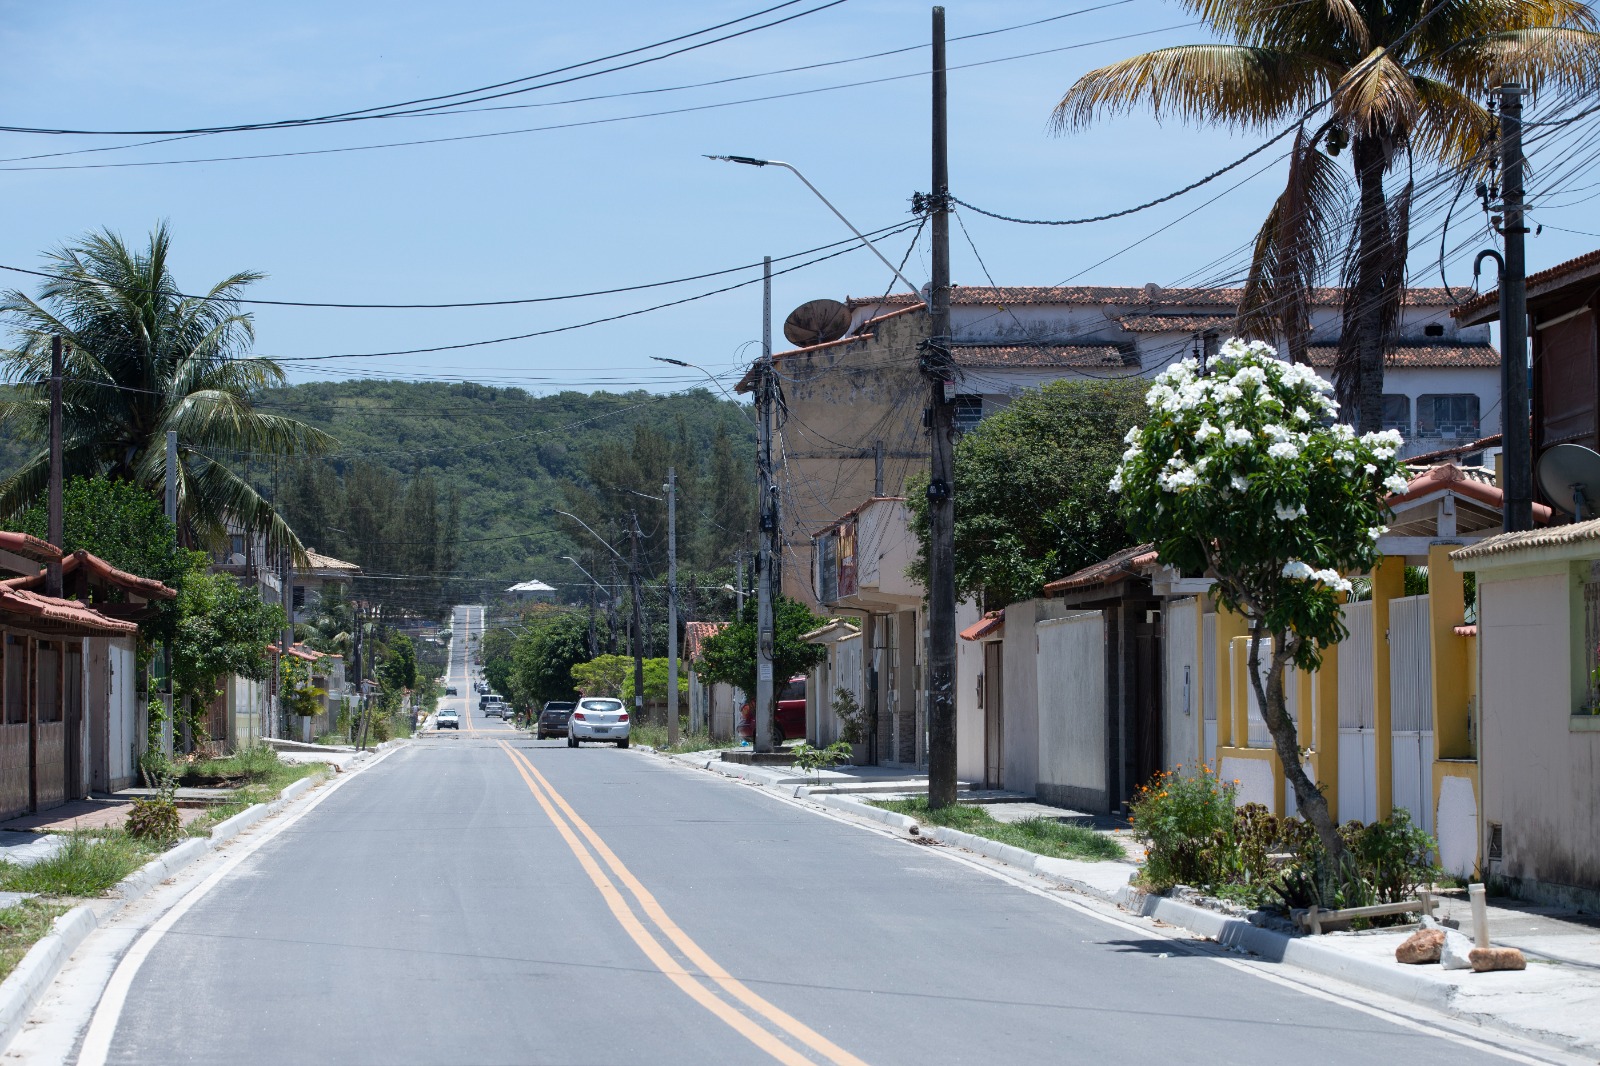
top-left (1395, 928), bottom-right (1445, 964)
top-left (1469, 946), bottom-right (1527, 972)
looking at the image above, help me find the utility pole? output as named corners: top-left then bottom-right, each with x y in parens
top-left (1498, 83), bottom-right (1533, 533)
top-left (279, 542), bottom-right (293, 741)
top-left (666, 467), bottom-right (680, 745)
top-left (167, 431), bottom-right (186, 752)
top-left (628, 510), bottom-right (647, 725)
top-left (607, 557), bottom-right (621, 654)
top-left (924, 6), bottom-right (959, 808)
top-left (46, 335), bottom-right (63, 597)
top-left (754, 256), bottom-right (778, 753)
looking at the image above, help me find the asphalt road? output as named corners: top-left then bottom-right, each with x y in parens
top-left (82, 608), bottom-right (1522, 1065)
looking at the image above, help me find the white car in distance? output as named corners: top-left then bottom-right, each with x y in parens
top-left (567, 698), bottom-right (630, 748)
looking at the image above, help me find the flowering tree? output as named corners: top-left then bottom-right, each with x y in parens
top-left (1113, 339), bottom-right (1407, 862)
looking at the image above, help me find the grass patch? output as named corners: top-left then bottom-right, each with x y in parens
top-left (182, 764), bottom-right (330, 838)
top-left (871, 798), bottom-right (1127, 862)
top-left (0, 899), bottom-right (71, 982)
top-left (627, 720), bottom-right (729, 754)
top-left (0, 830), bottom-right (159, 896)
top-left (179, 745), bottom-right (322, 791)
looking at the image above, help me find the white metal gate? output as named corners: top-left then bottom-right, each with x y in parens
top-left (1338, 600), bottom-right (1378, 824)
top-left (1164, 599), bottom-right (1199, 773)
top-left (1201, 613), bottom-right (1217, 766)
top-left (1389, 595), bottom-right (1435, 833)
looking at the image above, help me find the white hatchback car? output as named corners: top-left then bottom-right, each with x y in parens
top-left (567, 698), bottom-right (630, 748)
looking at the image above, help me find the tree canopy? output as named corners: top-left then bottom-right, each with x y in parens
top-left (1054, 0), bottom-right (1600, 430)
top-left (909, 379), bottom-right (1147, 608)
top-left (1114, 340), bottom-right (1406, 860)
top-left (0, 223), bottom-right (332, 554)
top-left (695, 596), bottom-right (827, 700)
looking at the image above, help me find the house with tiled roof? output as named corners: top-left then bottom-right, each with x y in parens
top-left (0, 534), bottom-right (177, 809)
top-left (755, 281), bottom-right (1500, 769)
top-left (1455, 246), bottom-right (1600, 518)
top-left (683, 621), bottom-right (739, 740)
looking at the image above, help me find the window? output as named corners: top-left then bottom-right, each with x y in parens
top-left (1424, 323), bottom-right (1446, 337)
top-left (1417, 394), bottom-right (1480, 438)
top-left (953, 394), bottom-right (984, 434)
top-left (292, 585), bottom-right (306, 610)
top-left (1382, 394), bottom-right (1411, 435)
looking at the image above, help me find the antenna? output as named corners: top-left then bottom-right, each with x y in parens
top-left (782, 299), bottom-right (850, 348)
top-left (1536, 444), bottom-right (1600, 520)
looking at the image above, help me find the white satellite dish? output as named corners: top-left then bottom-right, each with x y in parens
top-left (1536, 444), bottom-right (1600, 520)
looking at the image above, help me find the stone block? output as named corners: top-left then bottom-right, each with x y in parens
top-left (1440, 929), bottom-right (1475, 970)
top-left (1395, 928), bottom-right (1445, 964)
top-left (1469, 947), bottom-right (1527, 972)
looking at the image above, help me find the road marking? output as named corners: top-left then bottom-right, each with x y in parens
top-left (75, 748), bottom-right (399, 1066)
top-left (506, 745), bottom-right (870, 1066)
top-left (496, 743), bottom-right (826, 1066)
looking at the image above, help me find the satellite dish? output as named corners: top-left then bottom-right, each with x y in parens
top-left (783, 299), bottom-right (850, 348)
top-left (1536, 443), bottom-right (1600, 519)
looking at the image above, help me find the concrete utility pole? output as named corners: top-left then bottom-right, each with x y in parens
top-left (167, 431), bottom-right (187, 752)
top-left (666, 467), bottom-right (680, 745)
top-left (46, 335), bottom-right (63, 598)
top-left (1498, 83), bottom-right (1533, 533)
top-left (924, 5), bottom-right (959, 809)
top-left (628, 510), bottom-right (647, 724)
top-left (754, 256), bottom-right (778, 753)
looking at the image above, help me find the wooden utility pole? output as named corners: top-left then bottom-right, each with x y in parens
top-left (628, 510), bottom-right (647, 724)
top-left (666, 467), bottom-right (680, 745)
top-left (1498, 83), bottom-right (1533, 533)
top-left (924, 6), bottom-right (958, 808)
top-left (754, 256), bottom-right (778, 753)
top-left (46, 335), bottom-right (63, 597)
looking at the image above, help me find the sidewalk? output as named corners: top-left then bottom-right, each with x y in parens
top-left (665, 746), bottom-right (1600, 1059)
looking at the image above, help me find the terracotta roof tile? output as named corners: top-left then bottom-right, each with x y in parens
top-left (1386, 462), bottom-right (1552, 523)
top-left (3, 550), bottom-right (176, 600)
top-left (952, 344), bottom-right (1135, 368)
top-left (1115, 313), bottom-right (1234, 333)
top-left (0, 531), bottom-right (61, 567)
top-left (1302, 343), bottom-right (1499, 368)
top-left (0, 587), bottom-right (138, 635)
top-left (683, 621), bottom-right (727, 662)
top-left (1043, 543), bottom-right (1159, 594)
top-left (1452, 247), bottom-right (1600, 321)
top-left (1452, 514), bottom-right (1600, 562)
top-left (959, 610), bottom-right (1005, 642)
top-left (846, 285), bottom-right (1458, 311)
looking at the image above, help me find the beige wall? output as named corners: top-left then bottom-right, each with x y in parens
top-left (768, 310), bottom-right (930, 608)
top-left (1478, 569), bottom-right (1600, 901)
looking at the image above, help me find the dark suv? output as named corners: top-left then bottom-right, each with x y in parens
top-left (537, 700), bottom-right (576, 740)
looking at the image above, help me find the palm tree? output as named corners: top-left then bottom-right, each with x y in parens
top-left (1054, 0), bottom-right (1600, 431)
top-left (0, 223), bottom-right (332, 556)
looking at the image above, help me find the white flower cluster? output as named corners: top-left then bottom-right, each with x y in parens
top-left (1280, 560), bottom-right (1354, 593)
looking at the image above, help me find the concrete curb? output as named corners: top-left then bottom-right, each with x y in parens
top-left (0, 905), bottom-right (98, 1051)
top-left (0, 759), bottom-right (359, 1056)
top-left (1113, 888), bottom-right (1458, 1011)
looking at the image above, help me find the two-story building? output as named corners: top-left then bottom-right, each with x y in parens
top-left (754, 283), bottom-right (1499, 769)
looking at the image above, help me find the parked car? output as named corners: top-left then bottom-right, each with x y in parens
top-left (445, 685), bottom-right (458, 696)
top-left (538, 701), bottom-right (575, 739)
top-left (736, 676), bottom-right (807, 743)
top-left (436, 709), bottom-right (460, 730)
top-left (484, 701), bottom-right (504, 718)
top-left (567, 698), bottom-right (630, 748)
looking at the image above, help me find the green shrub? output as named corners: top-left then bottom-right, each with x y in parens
top-left (125, 796), bottom-right (182, 845)
top-left (791, 741), bottom-right (852, 777)
top-left (1129, 765), bottom-right (1237, 890)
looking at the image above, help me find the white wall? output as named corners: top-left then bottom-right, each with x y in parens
top-left (1035, 612), bottom-right (1109, 812)
top-left (999, 599), bottom-right (1042, 795)
top-left (955, 600), bottom-right (986, 785)
top-left (1164, 599), bottom-right (1201, 775)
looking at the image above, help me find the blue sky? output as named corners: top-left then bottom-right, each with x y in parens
top-left (0, 1), bottom-right (1591, 395)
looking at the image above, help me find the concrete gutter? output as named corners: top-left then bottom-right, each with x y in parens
top-left (0, 741), bottom-right (406, 1055)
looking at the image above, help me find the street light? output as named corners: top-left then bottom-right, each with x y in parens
top-left (705, 155), bottom-right (921, 295)
top-left (553, 510), bottom-right (624, 561)
top-left (650, 356), bottom-right (755, 422)
top-left (561, 556), bottom-right (611, 600)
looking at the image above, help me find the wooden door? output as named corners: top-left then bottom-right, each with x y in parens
top-left (983, 642), bottom-right (1004, 789)
top-left (0, 633), bottom-right (31, 819)
top-left (34, 641), bottom-right (66, 811)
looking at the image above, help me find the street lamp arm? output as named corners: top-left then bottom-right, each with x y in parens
top-left (561, 556), bottom-right (612, 601)
top-left (553, 511), bottom-right (625, 562)
top-left (706, 155), bottom-right (921, 297)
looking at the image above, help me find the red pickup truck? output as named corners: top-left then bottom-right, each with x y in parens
top-left (737, 676), bottom-right (807, 743)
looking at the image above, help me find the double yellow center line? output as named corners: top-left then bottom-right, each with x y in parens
top-left (496, 741), bottom-right (869, 1066)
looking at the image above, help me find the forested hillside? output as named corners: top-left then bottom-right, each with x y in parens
top-left (254, 379), bottom-right (757, 602)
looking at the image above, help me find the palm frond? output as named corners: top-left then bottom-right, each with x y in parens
top-left (1237, 128), bottom-right (1349, 361)
top-left (1052, 45), bottom-right (1335, 132)
top-left (1332, 50), bottom-right (1421, 139)
top-left (1428, 27), bottom-right (1600, 95)
top-left (1409, 77), bottom-right (1498, 172)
